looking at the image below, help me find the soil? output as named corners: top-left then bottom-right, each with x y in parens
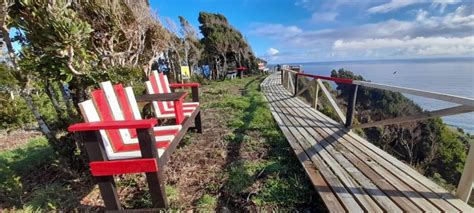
top-left (0, 129), bottom-right (42, 152)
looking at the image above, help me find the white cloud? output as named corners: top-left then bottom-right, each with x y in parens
top-left (266, 48), bottom-right (280, 56)
top-left (333, 36), bottom-right (474, 56)
top-left (250, 23), bottom-right (302, 39)
top-left (368, 0), bottom-right (422, 14)
top-left (368, 0), bottom-right (461, 14)
top-left (311, 12), bottom-right (339, 22)
top-left (253, 4), bottom-right (474, 62)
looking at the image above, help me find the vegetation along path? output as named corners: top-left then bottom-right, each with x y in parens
top-left (0, 75), bottom-right (326, 211)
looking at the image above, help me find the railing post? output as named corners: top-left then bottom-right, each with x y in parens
top-left (294, 73), bottom-right (299, 96)
top-left (312, 79), bottom-right (319, 109)
top-left (456, 141), bottom-right (474, 202)
top-left (280, 69), bottom-right (283, 84)
top-left (287, 72), bottom-right (291, 91)
top-left (345, 85), bottom-right (358, 128)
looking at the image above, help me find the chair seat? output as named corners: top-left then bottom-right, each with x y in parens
top-left (157, 102), bottom-right (199, 119)
top-left (108, 125), bottom-right (182, 160)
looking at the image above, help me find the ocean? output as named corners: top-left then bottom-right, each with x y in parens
top-left (285, 58), bottom-right (474, 133)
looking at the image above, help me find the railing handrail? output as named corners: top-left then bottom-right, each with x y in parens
top-left (280, 68), bottom-right (474, 203)
top-left (290, 70), bottom-right (474, 107)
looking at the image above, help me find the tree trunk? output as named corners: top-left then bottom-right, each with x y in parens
top-left (22, 91), bottom-right (57, 143)
top-left (221, 53), bottom-right (227, 79)
top-left (46, 81), bottom-right (66, 122)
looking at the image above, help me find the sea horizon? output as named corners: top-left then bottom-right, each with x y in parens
top-left (270, 56), bottom-right (474, 66)
top-left (271, 57), bottom-right (474, 133)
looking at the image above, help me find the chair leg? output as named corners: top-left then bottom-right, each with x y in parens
top-left (81, 131), bottom-right (122, 210)
top-left (195, 111), bottom-right (203, 133)
top-left (97, 176), bottom-right (122, 210)
top-left (146, 171), bottom-right (168, 208)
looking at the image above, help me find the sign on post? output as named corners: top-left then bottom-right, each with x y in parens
top-left (180, 66), bottom-right (190, 80)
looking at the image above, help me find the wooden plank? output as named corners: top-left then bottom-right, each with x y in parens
top-left (345, 85), bottom-right (358, 128)
top-left (353, 80), bottom-right (474, 107)
top-left (262, 91), bottom-right (346, 212)
top-left (81, 131), bottom-right (122, 210)
top-left (355, 105), bottom-right (474, 129)
top-left (288, 72), bottom-right (295, 94)
top-left (312, 106), bottom-right (473, 212)
top-left (312, 79), bottom-right (319, 109)
top-left (265, 72), bottom-right (473, 212)
top-left (299, 96), bottom-right (468, 212)
top-left (295, 83), bottom-right (311, 97)
top-left (136, 92), bottom-right (188, 102)
top-left (456, 141), bottom-right (474, 202)
top-left (278, 83), bottom-right (462, 212)
top-left (265, 87), bottom-right (369, 212)
top-left (316, 79), bottom-right (346, 123)
top-left (264, 86), bottom-right (359, 212)
top-left (137, 128), bottom-right (167, 208)
top-left (270, 86), bottom-right (406, 212)
top-left (89, 158), bottom-right (158, 176)
top-left (279, 72), bottom-right (472, 211)
top-left (280, 94), bottom-right (445, 212)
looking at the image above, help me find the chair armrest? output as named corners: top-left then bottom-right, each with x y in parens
top-left (135, 92), bottom-right (188, 102)
top-left (68, 119), bottom-right (158, 132)
top-left (170, 83), bottom-right (201, 88)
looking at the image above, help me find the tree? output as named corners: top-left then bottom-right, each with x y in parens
top-left (198, 12), bottom-right (257, 79)
top-left (1, 0), bottom-right (173, 169)
top-left (179, 16), bottom-right (202, 74)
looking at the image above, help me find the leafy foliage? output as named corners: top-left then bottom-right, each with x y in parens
top-left (198, 12), bottom-right (258, 79)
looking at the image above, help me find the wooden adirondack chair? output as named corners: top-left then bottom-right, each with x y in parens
top-left (68, 81), bottom-right (195, 210)
top-left (145, 71), bottom-right (202, 133)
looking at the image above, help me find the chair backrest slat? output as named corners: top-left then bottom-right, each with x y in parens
top-left (147, 71), bottom-right (178, 114)
top-left (159, 72), bottom-right (175, 109)
top-left (91, 89), bottom-right (126, 152)
top-left (78, 81), bottom-right (148, 159)
top-left (100, 81), bottom-right (135, 143)
top-left (146, 71), bottom-right (168, 117)
top-left (124, 87), bottom-right (142, 120)
top-left (78, 100), bottom-right (117, 158)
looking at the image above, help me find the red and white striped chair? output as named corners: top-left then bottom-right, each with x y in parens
top-left (145, 71), bottom-right (200, 120)
top-left (77, 81), bottom-right (182, 160)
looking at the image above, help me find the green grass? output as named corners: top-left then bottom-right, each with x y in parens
top-left (1, 75), bottom-right (324, 211)
top-left (0, 137), bottom-right (83, 210)
top-left (0, 137), bottom-right (56, 206)
top-left (204, 76), bottom-right (322, 210)
top-left (196, 194), bottom-right (217, 210)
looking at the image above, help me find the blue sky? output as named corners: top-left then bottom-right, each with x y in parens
top-left (151, 0), bottom-right (474, 63)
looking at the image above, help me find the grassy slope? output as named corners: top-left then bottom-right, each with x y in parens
top-left (0, 75), bottom-right (325, 211)
top-left (0, 137), bottom-right (90, 211)
top-left (197, 76), bottom-right (323, 211)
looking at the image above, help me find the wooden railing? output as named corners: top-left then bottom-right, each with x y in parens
top-left (280, 68), bottom-right (474, 203)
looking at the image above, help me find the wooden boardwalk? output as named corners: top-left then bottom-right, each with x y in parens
top-left (261, 72), bottom-right (473, 212)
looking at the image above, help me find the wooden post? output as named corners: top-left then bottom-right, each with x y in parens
top-left (312, 79), bottom-right (319, 109)
top-left (287, 72), bottom-right (291, 91)
top-left (345, 85), bottom-right (358, 128)
top-left (81, 131), bottom-right (122, 210)
top-left (280, 69), bottom-right (283, 84)
top-left (191, 87), bottom-right (202, 133)
top-left (137, 128), bottom-right (168, 208)
top-left (457, 141), bottom-right (474, 202)
top-left (294, 74), bottom-right (299, 97)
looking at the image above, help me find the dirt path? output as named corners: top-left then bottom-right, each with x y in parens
top-left (0, 130), bottom-right (42, 152)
